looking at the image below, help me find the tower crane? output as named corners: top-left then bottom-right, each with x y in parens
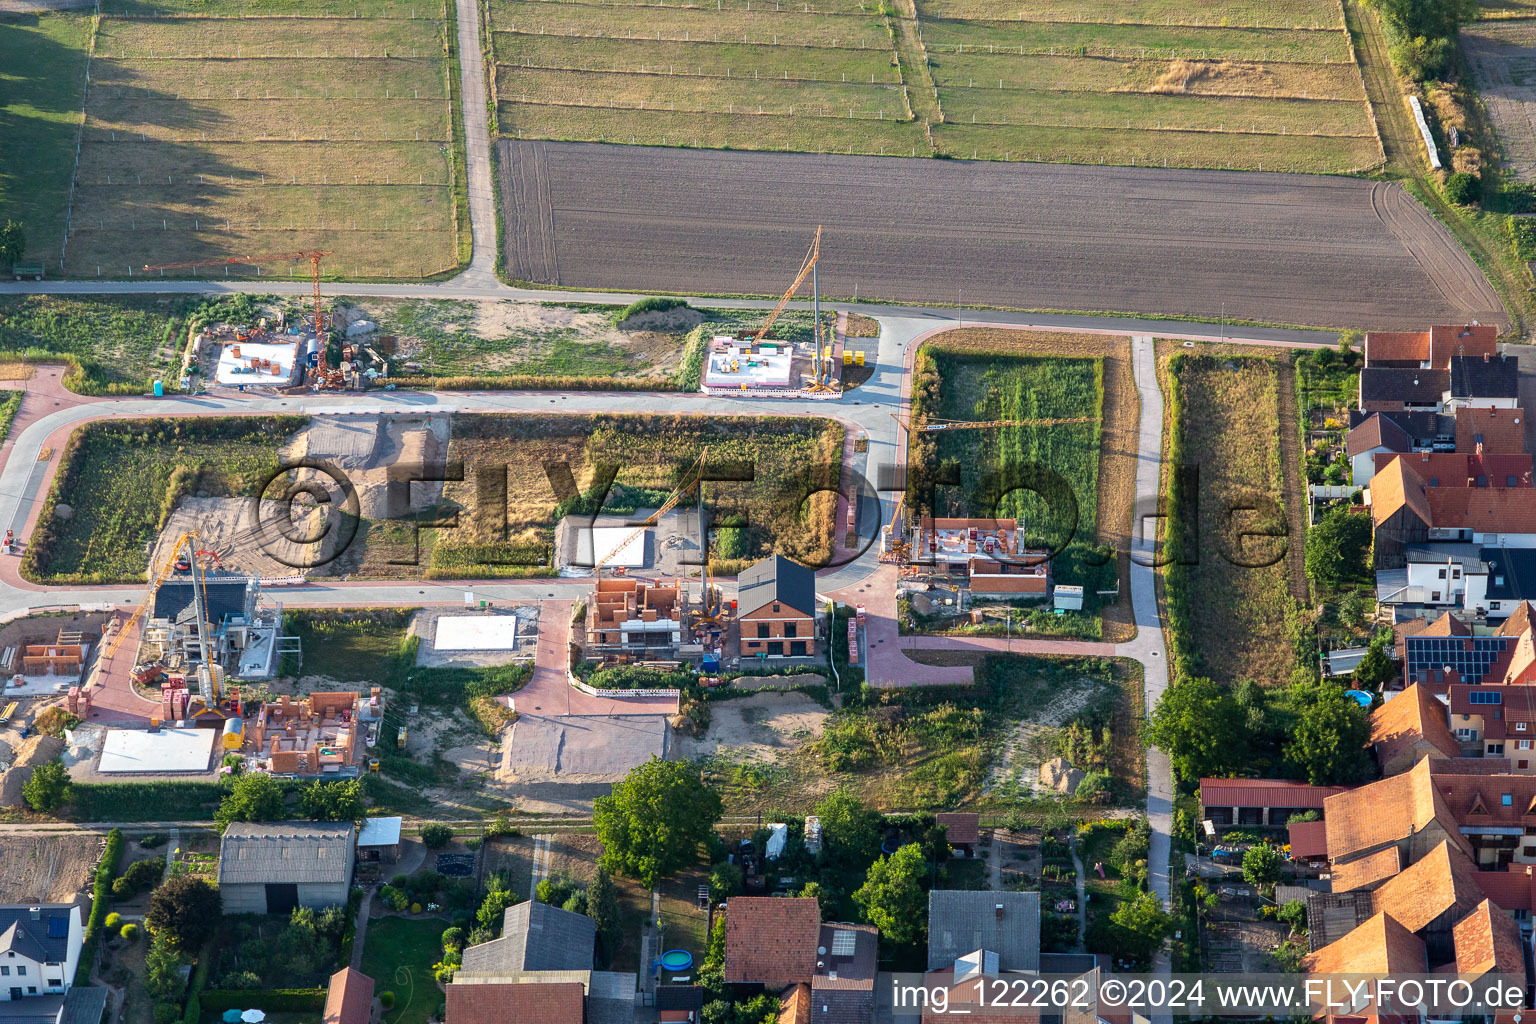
top-left (589, 449), bottom-right (711, 577)
top-left (142, 250), bottom-right (335, 371)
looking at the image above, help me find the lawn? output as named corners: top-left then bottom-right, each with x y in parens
top-left (361, 916), bottom-right (447, 1024)
top-left (61, 0), bottom-right (463, 279)
top-left (0, 11), bottom-right (92, 269)
top-left (481, 0), bottom-right (1380, 171)
top-left (23, 415), bottom-right (305, 583)
top-left (1162, 346), bottom-right (1298, 685)
top-left (283, 609), bottom-right (418, 684)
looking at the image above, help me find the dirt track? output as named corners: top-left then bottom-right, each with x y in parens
top-left (497, 140), bottom-right (1505, 330)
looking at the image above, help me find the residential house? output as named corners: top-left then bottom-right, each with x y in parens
top-left (1348, 414), bottom-right (1413, 488)
top-left (919, 954), bottom-right (1042, 1024)
top-left (1447, 355), bottom-right (1521, 412)
top-left (0, 906), bottom-right (82, 1002)
top-left (1450, 899), bottom-right (1525, 983)
top-left (1369, 458), bottom-right (1536, 570)
top-left (1197, 778), bottom-right (1352, 828)
top-left (926, 891), bottom-right (1040, 973)
top-left (144, 574), bottom-right (261, 671)
top-left (1359, 367), bottom-right (1449, 413)
top-left (323, 969), bottom-right (374, 1024)
top-left (217, 822), bottom-right (356, 914)
top-left (796, 923), bottom-right (878, 1024)
top-left (935, 813), bottom-right (980, 857)
top-left (1300, 912), bottom-right (1426, 1019)
top-left (451, 902), bottom-right (636, 1024)
top-left (1350, 409), bottom-right (1452, 449)
top-left (1457, 407), bottom-right (1528, 455)
top-left (912, 518), bottom-right (1051, 600)
top-left (737, 556), bottom-right (817, 660)
top-left (723, 897), bottom-right (820, 990)
top-left (1368, 683), bottom-right (1459, 777)
top-left (1376, 545), bottom-right (1536, 623)
top-left (1369, 451), bottom-right (1533, 488)
top-left (586, 578), bottom-right (684, 663)
top-left (356, 817), bottom-right (402, 864)
top-left (1363, 325), bottom-right (1498, 369)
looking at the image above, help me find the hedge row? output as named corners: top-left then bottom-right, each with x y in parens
top-left (74, 828), bottom-right (125, 986)
top-left (199, 990), bottom-right (327, 1013)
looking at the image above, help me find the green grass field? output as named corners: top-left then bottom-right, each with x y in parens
top-left (484, 0), bottom-right (1381, 171)
top-left (61, 0), bottom-right (463, 279)
top-left (360, 916), bottom-right (446, 1024)
top-left (0, 12), bottom-right (93, 269)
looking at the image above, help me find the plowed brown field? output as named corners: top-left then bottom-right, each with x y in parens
top-left (497, 139), bottom-right (1507, 330)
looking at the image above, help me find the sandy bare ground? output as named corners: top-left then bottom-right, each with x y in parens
top-left (498, 140), bottom-right (1505, 330)
top-left (0, 834), bottom-right (102, 903)
top-left (675, 691), bottom-right (829, 761)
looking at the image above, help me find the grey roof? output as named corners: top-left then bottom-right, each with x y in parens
top-left (1347, 414), bottom-right (1412, 459)
top-left (1449, 356), bottom-right (1519, 400)
top-left (806, 989), bottom-right (873, 1024)
top-left (0, 987), bottom-right (108, 1024)
top-left (218, 821), bottom-right (355, 886)
top-left (585, 971), bottom-right (638, 1024)
top-left (1405, 543), bottom-right (1489, 572)
top-left (737, 554), bottom-right (816, 617)
top-left (926, 890), bottom-right (1040, 973)
top-left (0, 905), bottom-right (76, 964)
top-left (655, 987), bottom-right (704, 1012)
top-left (153, 576), bottom-right (254, 625)
top-left (60, 988), bottom-right (108, 1024)
top-left (1484, 548), bottom-right (1536, 602)
top-left (460, 902), bottom-right (596, 974)
top-left (1359, 368), bottom-right (1449, 405)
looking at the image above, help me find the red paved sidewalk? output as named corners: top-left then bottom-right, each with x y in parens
top-left (518, 600), bottom-right (679, 716)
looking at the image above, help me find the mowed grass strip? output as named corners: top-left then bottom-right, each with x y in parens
top-left (84, 96), bottom-right (448, 141)
top-left (491, 31), bottom-right (901, 81)
top-left (933, 120), bottom-right (1381, 169)
top-left (94, 15), bottom-right (442, 55)
top-left (915, 15), bottom-right (1352, 62)
top-left (940, 87), bottom-right (1372, 135)
top-left (486, 0), bottom-right (892, 46)
top-left (926, 52), bottom-right (1365, 99)
top-left (924, 0), bottom-right (1341, 28)
top-left (496, 65), bottom-right (909, 117)
top-left (498, 98), bottom-right (932, 150)
top-left (100, 0), bottom-right (425, 14)
top-left (91, 56), bottom-right (446, 99)
top-left (73, 140), bottom-right (451, 184)
top-left (0, 11), bottom-right (92, 265)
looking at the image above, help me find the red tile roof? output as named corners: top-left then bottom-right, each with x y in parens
top-left (1198, 778), bottom-right (1351, 809)
top-left (324, 969), bottom-right (374, 1024)
top-left (1324, 758), bottom-right (1464, 865)
top-left (1287, 820), bottom-right (1329, 860)
top-left (446, 982), bottom-right (585, 1024)
top-left (1369, 683), bottom-right (1460, 769)
top-left (1365, 331), bottom-right (1432, 366)
top-left (1332, 847), bottom-right (1404, 892)
top-left (1371, 452), bottom-right (1533, 486)
top-left (1452, 899), bottom-right (1525, 978)
top-left (1302, 912), bottom-right (1427, 975)
top-left (1429, 324), bottom-right (1499, 368)
top-left (1369, 840), bottom-right (1485, 933)
top-left (1457, 407), bottom-right (1528, 455)
top-left (1427, 488), bottom-right (1536, 535)
top-left (778, 983), bottom-right (812, 1024)
top-left (1349, 414), bottom-right (1413, 458)
top-left (725, 897), bottom-right (821, 988)
top-left (936, 813), bottom-right (980, 846)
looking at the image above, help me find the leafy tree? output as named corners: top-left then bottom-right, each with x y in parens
top-left (852, 844), bottom-right (927, 946)
top-left (147, 875), bottom-right (222, 951)
top-left (1373, 0), bottom-right (1477, 44)
top-left (0, 221), bottom-right (24, 269)
top-left (298, 780), bottom-right (365, 822)
top-left (420, 823), bottom-right (454, 849)
top-left (1107, 892), bottom-right (1172, 961)
top-left (1242, 843), bottom-right (1286, 890)
top-left (23, 757), bottom-right (71, 812)
top-left (1305, 508), bottom-right (1373, 590)
top-left (1277, 899), bottom-right (1309, 934)
top-left (215, 772), bottom-right (286, 831)
top-left (586, 866), bottom-right (623, 966)
top-left (1443, 172), bottom-right (1481, 205)
top-left (814, 788), bottom-right (882, 866)
top-left (697, 918), bottom-right (727, 998)
top-left (797, 880), bottom-right (837, 919)
top-left (1147, 676), bottom-right (1242, 782)
top-left (1353, 639), bottom-right (1396, 690)
top-left (477, 872), bottom-right (519, 933)
top-left (1284, 682), bottom-right (1372, 784)
top-left (593, 757), bottom-right (722, 887)
top-left (708, 860), bottom-right (743, 902)
top-left (145, 932), bottom-right (188, 1000)
top-left (1288, 809), bottom-right (1321, 823)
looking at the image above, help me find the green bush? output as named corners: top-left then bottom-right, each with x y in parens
top-left (420, 823), bottom-right (454, 849)
top-left (1444, 172), bottom-right (1480, 206)
top-left (76, 829), bottom-right (125, 986)
top-left (120, 923), bottom-right (140, 942)
top-left (104, 913), bottom-right (122, 933)
top-left (380, 992), bottom-right (396, 1010)
top-left (198, 991), bottom-right (326, 1014)
top-left (153, 1003), bottom-right (181, 1024)
top-left (617, 296), bottom-right (688, 322)
top-left (1510, 218), bottom-right (1536, 260)
top-left (139, 833), bottom-right (166, 848)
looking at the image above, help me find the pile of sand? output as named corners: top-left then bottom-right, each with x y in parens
top-left (1039, 756), bottom-right (1085, 796)
top-left (0, 735), bottom-right (65, 807)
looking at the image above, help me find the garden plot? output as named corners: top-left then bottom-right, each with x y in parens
top-left (65, 4), bottom-right (461, 278)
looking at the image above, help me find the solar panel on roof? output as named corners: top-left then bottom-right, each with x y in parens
top-left (830, 929), bottom-right (856, 956)
top-left (47, 917), bottom-right (67, 938)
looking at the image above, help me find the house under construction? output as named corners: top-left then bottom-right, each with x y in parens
top-left (587, 578), bottom-right (685, 663)
top-left (140, 572), bottom-right (292, 681)
top-left (246, 689), bottom-right (384, 776)
top-left (911, 517), bottom-right (1052, 600)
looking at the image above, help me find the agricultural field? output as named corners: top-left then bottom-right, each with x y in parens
top-left (0, 11), bottom-right (93, 269)
top-left (906, 330), bottom-right (1134, 636)
top-left (483, 0), bottom-right (1381, 171)
top-left (61, 0), bottom-right (464, 279)
top-left (1463, 18), bottom-right (1536, 183)
top-left (23, 416), bottom-right (304, 584)
top-left (1161, 344), bottom-right (1301, 686)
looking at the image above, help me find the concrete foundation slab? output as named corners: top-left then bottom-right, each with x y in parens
top-left (98, 727), bottom-right (217, 773)
top-left (433, 615), bottom-right (520, 651)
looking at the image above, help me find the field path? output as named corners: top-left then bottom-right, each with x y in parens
top-left (454, 0), bottom-right (500, 285)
